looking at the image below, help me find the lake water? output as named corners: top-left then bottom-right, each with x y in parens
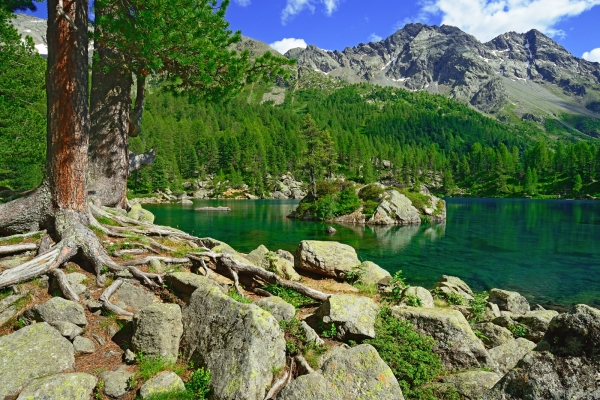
top-left (145, 198), bottom-right (600, 309)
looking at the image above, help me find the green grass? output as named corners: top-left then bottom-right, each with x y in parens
top-left (227, 288), bottom-right (253, 304)
top-left (262, 284), bottom-right (314, 308)
top-left (136, 353), bottom-right (188, 380)
top-left (96, 216), bottom-right (121, 226)
top-left (136, 366), bottom-right (211, 400)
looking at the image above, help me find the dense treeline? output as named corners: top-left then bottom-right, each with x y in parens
top-left (127, 83), bottom-right (600, 198)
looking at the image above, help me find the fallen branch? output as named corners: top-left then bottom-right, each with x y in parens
top-left (100, 279), bottom-right (133, 317)
top-left (0, 243), bottom-right (38, 256)
top-left (51, 268), bottom-right (80, 302)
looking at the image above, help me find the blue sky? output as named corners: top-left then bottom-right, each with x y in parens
top-left (25, 0), bottom-right (600, 62)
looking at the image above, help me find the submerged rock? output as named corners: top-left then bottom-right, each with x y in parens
top-left (181, 275), bottom-right (286, 400)
top-left (295, 240), bottom-right (361, 279)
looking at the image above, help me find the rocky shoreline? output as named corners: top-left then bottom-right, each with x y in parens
top-left (0, 223), bottom-right (598, 399)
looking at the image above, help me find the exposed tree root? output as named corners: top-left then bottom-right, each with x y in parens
top-left (37, 235), bottom-right (52, 255)
top-left (121, 256), bottom-right (189, 268)
top-left (51, 268), bottom-right (80, 302)
top-left (100, 279), bottom-right (133, 316)
top-left (0, 231), bottom-right (44, 242)
top-left (0, 243), bottom-right (38, 256)
top-left (265, 357), bottom-right (295, 400)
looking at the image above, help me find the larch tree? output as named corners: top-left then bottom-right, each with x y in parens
top-left (0, 0), bottom-right (165, 292)
top-left (299, 114), bottom-right (337, 198)
top-left (88, 0), bottom-right (292, 208)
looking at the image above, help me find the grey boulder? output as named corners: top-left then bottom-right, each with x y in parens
top-left (24, 297), bottom-right (87, 327)
top-left (295, 240), bottom-right (361, 279)
top-left (247, 245), bottom-right (300, 281)
top-left (256, 296), bottom-right (296, 322)
top-left (368, 190), bottom-right (420, 225)
top-left (49, 320), bottom-right (83, 340)
top-left (166, 271), bottom-right (225, 302)
top-left (100, 365), bottom-right (134, 398)
top-left (315, 295), bottom-right (379, 340)
top-left (16, 373), bottom-right (97, 400)
top-left (358, 261), bottom-right (391, 285)
top-left (0, 323), bottom-right (75, 398)
top-left (433, 275), bottom-right (474, 302)
top-left (440, 371), bottom-right (501, 400)
top-left (131, 303), bottom-right (183, 363)
top-left (73, 336), bottom-right (96, 355)
top-left (277, 344), bottom-right (404, 400)
top-left (513, 309), bottom-right (559, 342)
top-left (139, 371), bottom-right (185, 399)
top-left (542, 304), bottom-right (600, 357)
top-left (391, 306), bottom-right (495, 370)
top-left (472, 322), bottom-right (514, 348)
top-left (400, 286), bottom-right (435, 308)
top-left (110, 282), bottom-right (155, 312)
top-left (489, 337), bottom-right (536, 374)
top-left (181, 275), bottom-right (286, 400)
top-left (488, 289), bottom-right (530, 315)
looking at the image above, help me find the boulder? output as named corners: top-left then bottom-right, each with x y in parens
top-left (480, 302), bottom-right (502, 321)
top-left (513, 309), bottom-right (559, 342)
top-left (127, 203), bottom-right (155, 223)
top-left (181, 276), bottom-right (286, 400)
top-left (139, 371), bottom-right (186, 399)
top-left (0, 292), bottom-right (27, 327)
top-left (110, 282), bottom-right (155, 312)
top-left (484, 351), bottom-right (600, 399)
top-left (315, 295), bottom-right (379, 341)
top-left (358, 261), bottom-right (392, 286)
top-left (543, 304), bottom-right (600, 357)
top-left (391, 306), bottom-right (495, 370)
top-left (326, 226), bottom-right (336, 234)
top-left (131, 303), bottom-right (183, 363)
top-left (488, 289), bottom-right (530, 315)
top-left (433, 275), bottom-right (474, 302)
top-left (49, 321), bottom-right (83, 340)
top-left (247, 245), bottom-right (301, 281)
top-left (148, 258), bottom-right (166, 274)
top-left (489, 338), bottom-right (536, 374)
top-left (472, 322), bottom-right (514, 348)
top-left (368, 190), bottom-right (420, 225)
top-left (24, 297), bottom-right (87, 327)
top-left (300, 321), bottom-right (324, 346)
top-left (440, 371), bottom-right (501, 400)
top-left (166, 272), bottom-right (225, 302)
top-left (100, 365), bottom-right (134, 398)
top-left (295, 240), bottom-right (361, 279)
top-left (275, 371), bottom-right (341, 400)
top-left (400, 286), bottom-right (435, 308)
top-left (256, 296), bottom-right (296, 322)
top-left (276, 249), bottom-right (294, 263)
top-left (16, 373), bottom-right (97, 400)
top-left (0, 323), bottom-right (75, 398)
top-left (73, 336), bottom-right (96, 355)
top-left (277, 344), bottom-right (404, 400)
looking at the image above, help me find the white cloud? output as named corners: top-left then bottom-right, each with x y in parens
top-left (281, 0), bottom-right (343, 24)
top-left (270, 38), bottom-right (308, 54)
top-left (583, 48), bottom-right (600, 62)
top-left (369, 33), bottom-right (383, 42)
top-left (234, 0), bottom-right (251, 6)
top-left (415, 0), bottom-right (600, 42)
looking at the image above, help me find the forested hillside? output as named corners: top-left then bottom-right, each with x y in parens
top-left (2, 38), bottom-right (600, 199)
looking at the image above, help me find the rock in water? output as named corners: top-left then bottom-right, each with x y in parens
top-left (181, 275), bottom-right (286, 400)
top-left (326, 226), bottom-right (336, 234)
top-left (0, 323), bottom-right (75, 398)
top-left (368, 190), bottom-right (421, 225)
top-left (392, 306), bottom-right (496, 371)
top-left (276, 344), bottom-right (404, 400)
top-left (131, 303), bottom-right (183, 363)
top-left (16, 373), bottom-right (97, 400)
top-left (316, 295), bottom-right (379, 340)
top-left (295, 240), bottom-right (361, 279)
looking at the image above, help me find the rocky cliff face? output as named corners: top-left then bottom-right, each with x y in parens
top-left (285, 24), bottom-right (600, 117)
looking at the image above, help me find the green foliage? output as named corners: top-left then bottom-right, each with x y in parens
top-left (396, 188), bottom-right (430, 211)
top-left (227, 288), bottom-right (253, 304)
top-left (381, 271), bottom-right (407, 304)
top-left (345, 264), bottom-right (366, 283)
top-left (185, 367), bottom-right (211, 400)
top-left (262, 284), bottom-right (314, 308)
top-left (469, 291), bottom-right (489, 323)
top-left (136, 353), bottom-right (187, 380)
top-left (279, 317), bottom-right (328, 368)
top-left (319, 322), bottom-right (337, 338)
top-left (365, 307), bottom-right (444, 396)
top-left (508, 323), bottom-right (528, 338)
top-left (404, 293), bottom-right (423, 307)
top-left (445, 292), bottom-right (466, 306)
top-left (473, 329), bottom-right (490, 342)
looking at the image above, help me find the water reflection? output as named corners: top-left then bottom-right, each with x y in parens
top-left (146, 198), bottom-right (600, 307)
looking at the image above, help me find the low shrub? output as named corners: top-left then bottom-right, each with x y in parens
top-left (364, 307), bottom-right (444, 398)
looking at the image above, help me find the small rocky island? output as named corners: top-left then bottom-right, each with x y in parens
top-left (289, 182), bottom-right (446, 225)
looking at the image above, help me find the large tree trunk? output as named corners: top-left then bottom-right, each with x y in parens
top-left (89, 40), bottom-right (132, 208)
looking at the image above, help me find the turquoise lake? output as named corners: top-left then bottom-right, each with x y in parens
top-left (145, 198), bottom-right (600, 309)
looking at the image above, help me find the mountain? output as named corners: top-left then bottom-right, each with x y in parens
top-left (285, 24), bottom-right (600, 120)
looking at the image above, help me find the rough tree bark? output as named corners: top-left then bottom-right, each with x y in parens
top-left (88, 4), bottom-right (132, 209)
